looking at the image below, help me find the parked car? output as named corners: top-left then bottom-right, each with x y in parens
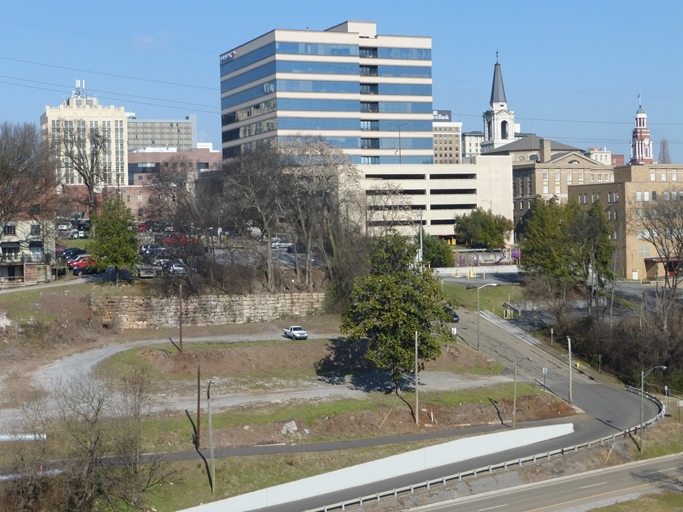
top-left (444, 306), bottom-right (460, 323)
top-left (61, 248), bottom-right (86, 260)
top-left (67, 254), bottom-right (91, 269)
top-left (140, 243), bottom-right (160, 255)
top-left (283, 325), bottom-right (308, 340)
top-left (72, 257), bottom-right (97, 276)
top-left (286, 242), bottom-right (307, 254)
top-left (55, 245), bottom-right (67, 257)
top-left (68, 229), bottom-right (80, 239)
top-left (166, 262), bottom-right (188, 276)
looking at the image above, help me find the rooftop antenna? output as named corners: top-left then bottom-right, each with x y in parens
top-left (638, 92), bottom-right (642, 107)
top-left (496, 50), bottom-right (499, 63)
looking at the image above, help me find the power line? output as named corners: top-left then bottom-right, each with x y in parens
top-left (0, 19), bottom-right (218, 54)
top-left (0, 80), bottom-right (219, 115)
top-left (0, 55), bottom-right (219, 91)
top-left (0, 75), bottom-right (218, 109)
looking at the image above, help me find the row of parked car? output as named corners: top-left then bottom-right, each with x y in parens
top-left (140, 244), bottom-right (188, 276)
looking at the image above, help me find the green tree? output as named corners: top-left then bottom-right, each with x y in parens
top-left (88, 197), bottom-right (139, 285)
top-left (340, 233), bottom-right (451, 391)
top-left (454, 208), bottom-right (513, 249)
top-left (420, 228), bottom-right (454, 267)
top-left (520, 197), bottom-right (614, 329)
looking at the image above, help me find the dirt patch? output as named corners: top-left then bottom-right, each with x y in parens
top-left (197, 394), bottom-right (573, 450)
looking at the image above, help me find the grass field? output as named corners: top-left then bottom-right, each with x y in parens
top-left (443, 282), bottom-right (525, 315)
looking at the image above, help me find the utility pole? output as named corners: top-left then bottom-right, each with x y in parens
top-left (567, 336), bottom-right (573, 404)
top-left (415, 331), bottom-right (419, 425)
top-left (179, 283), bottom-right (183, 353)
top-left (196, 363), bottom-right (201, 448)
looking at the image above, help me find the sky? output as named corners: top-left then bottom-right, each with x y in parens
top-left (1, 0), bottom-right (682, 161)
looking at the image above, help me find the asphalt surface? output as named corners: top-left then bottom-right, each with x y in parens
top-left (246, 301), bottom-right (660, 512)
top-left (0, 272), bottom-right (664, 511)
top-left (411, 454), bottom-right (683, 512)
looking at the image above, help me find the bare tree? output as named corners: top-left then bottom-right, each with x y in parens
top-left (630, 190), bottom-right (683, 331)
top-left (364, 181), bottom-right (413, 237)
top-left (659, 138), bottom-right (672, 164)
top-left (279, 137), bottom-right (361, 290)
top-left (50, 120), bottom-right (108, 216)
top-left (221, 142), bottom-right (285, 292)
top-left (0, 122), bottom-right (55, 229)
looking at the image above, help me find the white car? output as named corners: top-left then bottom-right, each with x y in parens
top-left (283, 326), bottom-right (308, 340)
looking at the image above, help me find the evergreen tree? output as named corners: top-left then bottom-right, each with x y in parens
top-left (420, 228), bottom-right (455, 267)
top-left (454, 208), bottom-right (513, 249)
top-left (88, 197), bottom-right (139, 285)
top-left (340, 233), bottom-right (451, 391)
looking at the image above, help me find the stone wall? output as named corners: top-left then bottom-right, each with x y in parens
top-left (89, 292), bottom-right (325, 330)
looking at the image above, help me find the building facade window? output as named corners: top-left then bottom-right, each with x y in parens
top-left (636, 191), bottom-right (642, 202)
top-left (3, 225), bottom-right (16, 236)
top-left (30, 225), bottom-right (41, 236)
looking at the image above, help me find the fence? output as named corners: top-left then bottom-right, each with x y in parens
top-left (308, 386), bottom-right (664, 512)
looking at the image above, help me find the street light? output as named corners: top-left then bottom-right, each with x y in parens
top-left (640, 365), bottom-right (666, 453)
top-left (476, 283), bottom-right (498, 350)
top-left (513, 357), bottom-right (532, 429)
top-left (398, 122), bottom-right (408, 164)
top-left (207, 379), bottom-right (216, 492)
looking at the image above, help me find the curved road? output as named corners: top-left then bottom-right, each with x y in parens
top-left (250, 306), bottom-right (660, 512)
top-left (0, 292), bottom-right (660, 512)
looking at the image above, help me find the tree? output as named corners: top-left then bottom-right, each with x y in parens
top-left (454, 208), bottom-right (513, 249)
top-left (0, 122), bottom-right (55, 228)
top-left (520, 197), bottom-right (614, 329)
top-left (340, 233), bottom-right (451, 391)
top-left (279, 137), bottom-right (361, 290)
top-left (221, 142), bottom-right (285, 293)
top-left (88, 197), bottom-right (139, 285)
top-left (420, 228), bottom-right (455, 267)
top-left (659, 138), bottom-right (671, 164)
top-left (631, 189), bottom-right (683, 331)
top-left (569, 201), bottom-right (614, 316)
top-left (50, 120), bottom-right (108, 216)
top-left (3, 371), bottom-right (173, 512)
top-left (519, 197), bottom-right (577, 331)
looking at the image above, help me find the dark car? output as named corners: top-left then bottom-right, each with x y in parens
top-left (61, 247), bottom-right (86, 260)
top-left (445, 306), bottom-right (459, 323)
top-left (286, 242), bottom-right (307, 254)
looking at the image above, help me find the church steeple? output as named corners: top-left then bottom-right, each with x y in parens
top-left (630, 97), bottom-right (653, 164)
top-left (490, 52), bottom-right (507, 107)
top-left (481, 54), bottom-right (516, 153)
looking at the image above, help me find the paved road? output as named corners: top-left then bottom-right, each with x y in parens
top-left (248, 306), bottom-right (659, 512)
top-left (411, 453), bottom-right (683, 512)
top-left (0, 284), bottom-right (661, 511)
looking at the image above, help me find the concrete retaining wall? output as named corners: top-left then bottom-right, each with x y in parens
top-left (90, 292), bottom-right (325, 329)
top-left (181, 423), bottom-right (574, 512)
top-left (435, 265), bottom-right (520, 276)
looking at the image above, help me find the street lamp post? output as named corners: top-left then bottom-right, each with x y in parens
top-left (476, 283), bottom-right (498, 350)
top-left (207, 379), bottom-right (216, 492)
top-left (513, 357), bottom-right (532, 429)
top-left (641, 365), bottom-right (666, 453)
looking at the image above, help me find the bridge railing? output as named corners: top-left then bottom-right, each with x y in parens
top-left (309, 387), bottom-right (663, 512)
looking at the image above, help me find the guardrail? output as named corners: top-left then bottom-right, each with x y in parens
top-left (309, 387), bottom-right (664, 512)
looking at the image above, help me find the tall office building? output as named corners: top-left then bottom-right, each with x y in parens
top-left (41, 81), bottom-right (128, 188)
top-left (219, 21), bottom-right (433, 164)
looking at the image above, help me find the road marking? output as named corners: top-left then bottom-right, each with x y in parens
top-left (478, 505), bottom-right (508, 511)
top-left (579, 482), bottom-right (605, 489)
top-left (527, 479), bottom-right (671, 511)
